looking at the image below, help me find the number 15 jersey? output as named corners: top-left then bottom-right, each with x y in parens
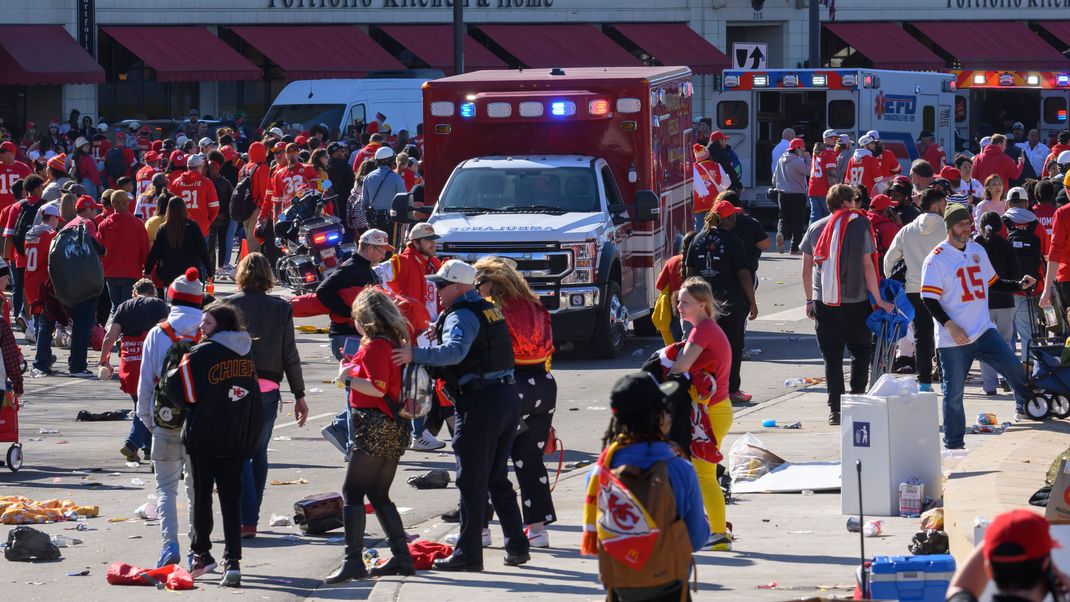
top-left (920, 240), bottom-right (998, 348)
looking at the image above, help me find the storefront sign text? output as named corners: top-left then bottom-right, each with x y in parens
top-left (78, 0), bottom-right (95, 56)
top-left (268, 0), bottom-right (554, 7)
top-left (946, 0), bottom-right (1070, 7)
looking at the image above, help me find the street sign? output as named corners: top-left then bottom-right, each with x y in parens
top-left (732, 43), bottom-right (768, 70)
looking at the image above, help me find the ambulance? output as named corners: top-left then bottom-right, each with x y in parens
top-left (952, 70), bottom-right (1070, 151)
top-left (713, 68), bottom-right (955, 211)
top-left (413, 67), bottom-right (694, 357)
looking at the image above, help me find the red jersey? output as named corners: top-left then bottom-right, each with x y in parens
top-left (346, 337), bottom-right (401, 417)
top-left (807, 147), bottom-right (839, 198)
top-left (137, 136), bottom-right (151, 156)
top-left (1048, 203), bottom-right (1070, 283)
top-left (3, 197), bottom-right (44, 268)
top-left (23, 226), bottom-right (57, 311)
top-left (0, 161), bottom-right (31, 212)
top-left (271, 163), bottom-right (317, 214)
top-left (1034, 203), bottom-right (1057, 238)
top-left (90, 138), bottom-right (110, 163)
top-left (168, 171), bottom-right (219, 237)
top-left (922, 144), bottom-right (946, 170)
top-left (351, 143), bottom-right (382, 171)
top-left (879, 149), bottom-right (902, 179)
top-left (845, 151), bottom-right (884, 194)
top-left (136, 164), bottom-right (160, 200)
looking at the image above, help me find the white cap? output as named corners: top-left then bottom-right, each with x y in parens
top-left (822, 129), bottom-right (838, 139)
top-left (374, 146), bottom-right (396, 161)
top-left (128, 121), bottom-right (140, 131)
top-left (838, 134), bottom-right (852, 145)
top-left (980, 136), bottom-right (992, 148)
top-left (186, 153), bottom-right (205, 168)
top-left (1007, 186), bottom-right (1029, 202)
top-left (358, 228), bottom-right (396, 251)
top-left (39, 203), bottom-right (60, 218)
top-left (97, 123), bottom-right (108, 132)
top-left (408, 222), bottom-right (439, 241)
top-left (74, 137), bottom-right (89, 149)
top-left (198, 137), bottom-right (214, 148)
top-left (858, 134), bottom-right (875, 146)
top-left (268, 127), bottom-right (284, 138)
top-left (866, 129), bottom-right (880, 140)
top-left (176, 135), bottom-right (189, 146)
top-left (427, 259), bottom-right (476, 286)
top-left (1058, 150), bottom-right (1070, 165)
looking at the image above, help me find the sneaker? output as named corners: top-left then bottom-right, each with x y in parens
top-left (918, 383), bottom-right (934, 393)
top-left (157, 541), bottom-right (180, 568)
top-left (23, 327), bottom-right (35, 345)
top-left (30, 367), bottom-right (54, 378)
top-left (410, 430), bottom-right (446, 452)
top-left (891, 356), bottom-right (916, 374)
top-left (441, 506), bottom-right (461, 523)
top-left (729, 390), bottom-right (752, 404)
top-left (828, 412), bottom-right (841, 426)
top-left (219, 564), bottom-right (241, 588)
top-left (120, 443), bottom-right (141, 464)
top-left (321, 423), bottom-right (348, 456)
top-left (525, 526), bottom-right (549, 548)
top-left (68, 370), bottom-right (94, 378)
top-left (705, 532), bottom-right (733, 551)
top-left (189, 553), bottom-right (218, 578)
top-left (240, 525), bottom-right (256, 539)
top-left (445, 528), bottom-right (491, 547)
top-left (15, 315), bottom-right (27, 333)
top-left (776, 232), bottom-right (784, 254)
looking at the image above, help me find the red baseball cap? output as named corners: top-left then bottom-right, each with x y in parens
top-left (0, 141), bottom-right (15, 154)
top-left (169, 150), bottom-right (187, 167)
top-left (220, 145), bottom-right (239, 163)
top-left (709, 130), bottom-right (727, 143)
top-left (144, 151), bottom-right (159, 164)
top-left (151, 140), bottom-right (163, 153)
top-left (295, 135), bottom-right (308, 147)
top-left (940, 165), bottom-right (962, 183)
top-left (983, 509), bottom-right (1059, 563)
top-left (713, 199), bottom-right (743, 219)
top-left (869, 193), bottom-right (898, 211)
top-left (76, 195), bottom-right (101, 212)
top-left (788, 137), bottom-right (806, 151)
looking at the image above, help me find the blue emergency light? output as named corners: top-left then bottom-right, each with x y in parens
top-left (1059, 74), bottom-right (1070, 87)
top-left (550, 101), bottom-right (576, 117)
top-left (460, 102), bottom-right (476, 118)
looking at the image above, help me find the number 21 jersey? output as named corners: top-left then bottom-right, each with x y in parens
top-left (920, 240), bottom-right (998, 348)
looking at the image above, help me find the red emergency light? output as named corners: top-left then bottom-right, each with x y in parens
top-left (588, 99), bottom-right (611, 116)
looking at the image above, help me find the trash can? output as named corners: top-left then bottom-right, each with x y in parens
top-left (870, 554), bottom-right (955, 602)
top-left (841, 388), bottom-right (942, 516)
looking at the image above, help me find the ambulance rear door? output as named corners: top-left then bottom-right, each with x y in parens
top-left (826, 88), bottom-right (857, 141)
top-left (954, 90), bottom-right (970, 150)
top-left (1040, 90), bottom-right (1068, 145)
top-left (712, 89), bottom-right (753, 202)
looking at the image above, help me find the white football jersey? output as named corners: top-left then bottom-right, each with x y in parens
top-left (920, 240), bottom-right (998, 348)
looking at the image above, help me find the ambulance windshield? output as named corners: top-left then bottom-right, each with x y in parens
top-left (439, 167), bottom-right (599, 214)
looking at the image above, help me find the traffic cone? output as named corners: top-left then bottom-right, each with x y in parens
top-left (239, 239), bottom-right (248, 261)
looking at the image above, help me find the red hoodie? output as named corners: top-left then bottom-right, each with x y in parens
top-left (240, 141), bottom-right (271, 221)
top-left (972, 145), bottom-right (1024, 189)
top-left (99, 210), bottom-right (150, 279)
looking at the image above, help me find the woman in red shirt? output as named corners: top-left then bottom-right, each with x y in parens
top-left (655, 230), bottom-right (697, 342)
top-left (325, 288), bottom-right (414, 584)
top-left (474, 256), bottom-right (556, 549)
top-left (668, 277), bottom-right (734, 552)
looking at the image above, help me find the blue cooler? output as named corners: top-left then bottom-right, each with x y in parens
top-left (870, 554), bottom-right (955, 601)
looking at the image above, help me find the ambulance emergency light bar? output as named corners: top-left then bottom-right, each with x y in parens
top-left (721, 70), bottom-right (862, 90)
top-left (957, 71), bottom-right (1069, 88)
top-left (429, 92), bottom-right (639, 122)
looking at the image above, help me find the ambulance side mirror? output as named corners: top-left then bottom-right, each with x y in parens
top-left (390, 184), bottom-right (423, 223)
top-left (634, 190), bottom-right (659, 223)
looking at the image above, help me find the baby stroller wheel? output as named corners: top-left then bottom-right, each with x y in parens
top-left (6, 444), bottom-right (22, 472)
top-left (1026, 393), bottom-right (1051, 421)
top-left (1050, 394), bottom-right (1070, 420)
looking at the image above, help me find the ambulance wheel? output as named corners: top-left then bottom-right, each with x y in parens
top-left (1026, 393), bottom-right (1052, 421)
top-left (6, 444), bottom-right (22, 472)
top-left (1050, 394), bottom-right (1070, 420)
top-left (592, 281), bottom-right (626, 359)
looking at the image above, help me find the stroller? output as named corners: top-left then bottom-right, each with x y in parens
top-left (0, 390), bottom-right (22, 472)
top-left (866, 279), bottom-right (915, 388)
top-left (1021, 291), bottom-right (1070, 420)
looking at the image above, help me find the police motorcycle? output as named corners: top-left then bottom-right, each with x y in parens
top-left (274, 188), bottom-right (355, 293)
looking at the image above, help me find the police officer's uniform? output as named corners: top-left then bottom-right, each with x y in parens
top-left (413, 263), bottom-right (529, 570)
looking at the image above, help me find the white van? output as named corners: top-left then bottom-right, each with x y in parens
top-left (261, 71), bottom-right (438, 137)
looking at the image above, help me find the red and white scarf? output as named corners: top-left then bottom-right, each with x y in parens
top-left (813, 208), bottom-right (878, 306)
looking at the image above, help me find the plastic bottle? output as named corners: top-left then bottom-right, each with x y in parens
top-left (205, 278), bottom-right (215, 297)
top-left (783, 377), bottom-right (805, 387)
top-left (51, 535), bottom-right (82, 547)
top-left (1044, 305), bottom-right (1059, 328)
top-left (761, 419), bottom-right (777, 428)
top-left (862, 520), bottom-right (883, 537)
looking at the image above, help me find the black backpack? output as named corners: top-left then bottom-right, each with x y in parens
top-left (230, 168), bottom-right (257, 222)
top-left (104, 147), bottom-right (126, 179)
top-left (1003, 216), bottom-right (1043, 280)
top-left (11, 201), bottom-right (39, 255)
top-left (153, 322), bottom-right (200, 431)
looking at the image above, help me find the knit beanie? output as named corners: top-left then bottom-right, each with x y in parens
top-left (168, 268), bottom-right (204, 308)
top-left (944, 204), bottom-right (971, 230)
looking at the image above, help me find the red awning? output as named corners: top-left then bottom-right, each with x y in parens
top-left (824, 22), bottom-right (945, 71)
top-left (1036, 21), bottom-right (1070, 55)
top-left (231, 26), bottom-right (404, 80)
top-left (912, 21), bottom-right (1069, 70)
top-left (477, 24), bottom-right (640, 69)
top-left (610, 23), bottom-right (728, 75)
top-left (102, 26), bottom-right (260, 82)
top-left (0, 26), bottom-right (103, 85)
top-left (378, 25), bottom-right (505, 74)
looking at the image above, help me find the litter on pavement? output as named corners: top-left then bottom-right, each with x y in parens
top-left (0, 496), bottom-right (98, 524)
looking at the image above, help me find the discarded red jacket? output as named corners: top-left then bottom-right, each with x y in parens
top-left (290, 285), bottom-right (428, 338)
top-left (408, 540), bottom-right (454, 570)
top-left (106, 562), bottom-right (194, 590)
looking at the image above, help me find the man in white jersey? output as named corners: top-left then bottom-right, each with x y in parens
top-left (920, 204), bottom-right (1036, 449)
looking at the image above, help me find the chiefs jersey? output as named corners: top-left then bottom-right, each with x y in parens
top-left (808, 147), bottom-right (840, 198)
top-left (136, 164), bottom-right (161, 200)
top-left (0, 160), bottom-right (31, 212)
top-left (878, 149), bottom-right (902, 179)
top-left (844, 150), bottom-right (884, 194)
top-left (271, 163), bottom-right (317, 214)
top-left (692, 160), bottom-right (729, 214)
top-left (23, 226), bottom-right (57, 311)
top-left (168, 171), bottom-right (219, 237)
top-left (920, 240), bottom-right (999, 348)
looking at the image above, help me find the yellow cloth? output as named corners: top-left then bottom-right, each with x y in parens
top-left (694, 399), bottom-right (733, 534)
top-left (145, 215), bottom-right (163, 243)
top-left (0, 496), bottom-right (98, 524)
top-left (652, 286), bottom-right (675, 346)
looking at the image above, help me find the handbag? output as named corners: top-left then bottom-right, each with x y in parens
top-left (543, 426), bottom-right (564, 492)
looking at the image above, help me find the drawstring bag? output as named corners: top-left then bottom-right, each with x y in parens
top-left (399, 363), bottom-right (433, 420)
top-left (543, 426), bottom-right (564, 492)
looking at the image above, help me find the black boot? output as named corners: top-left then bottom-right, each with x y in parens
top-left (369, 504), bottom-right (415, 577)
top-left (324, 504), bottom-right (369, 584)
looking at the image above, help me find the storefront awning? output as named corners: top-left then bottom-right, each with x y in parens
top-left (0, 26), bottom-right (104, 85)
top-left (911, 22), bottom-right (1069, 70)
top-left (102, 26), bottom-right (260, 82)
top-left (231, 26), bottom-right (404, 80)
top-left (1036, 22), bottom-right (1070, 57)
top-left (378, 25), bottom-right (505, 74)
top-left (476, 24), bottom-right (641, 69)
top-left (609, 23), bottom-right (728, 75)
top-left (824, 22), bottom-right (945, 71)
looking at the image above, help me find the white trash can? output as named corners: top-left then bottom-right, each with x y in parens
top-left (841, 391), bottom-right (942, 516)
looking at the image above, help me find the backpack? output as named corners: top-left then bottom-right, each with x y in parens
top-left (11, 201), bottom-right (39, 255)
top-left (47, 224), bottom-right (104, 308)
top-left (596, 458), bottom-right (693, 595)
top-left (152, 322), bottom-right (201, 431)
top-left (230, 168), bottom-right (257, 222)
top-left (104, 147), bottom-right (126, 179)
top-left (399, 363), bottom-right (433, 420)
top-left (1002, 216), bottom-right (1043, 280)
top-left (346, 184), bottom-right (368, 230)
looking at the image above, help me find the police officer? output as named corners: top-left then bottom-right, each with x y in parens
top-left (360, 146), bottom-right (406, 240)
top-left (392, 260), bottom-right (530, 571)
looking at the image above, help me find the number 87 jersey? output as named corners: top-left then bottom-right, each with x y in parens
top-left (920, 240), bottom-right (999, 349)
